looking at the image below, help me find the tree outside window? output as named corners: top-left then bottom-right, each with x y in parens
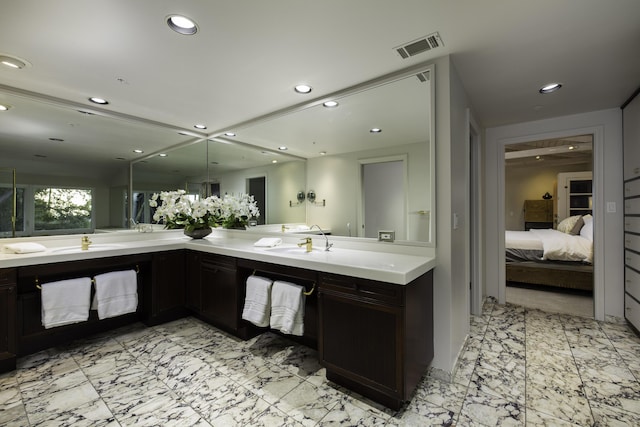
top-left (34, 188), bottom-right (92, 230)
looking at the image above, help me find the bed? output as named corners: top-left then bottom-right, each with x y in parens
top-left (505, 215), bottom-right (594, 291)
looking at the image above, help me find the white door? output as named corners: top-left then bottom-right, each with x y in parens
top-left (362, 159), bottom-right (406, 239)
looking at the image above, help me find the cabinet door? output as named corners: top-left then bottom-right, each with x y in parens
top-left (623, 92), bottom-right (640, 180)
top-left (320, 291), bottom-right (401, 394)
top-left (152, 251), bottom-right (186, 317)
top-left (185, 251), bottom-right (202, 312)
top-left (0, 284), bottom-right (17, 364)
top-left (201, 256), bottom-right (238, 331)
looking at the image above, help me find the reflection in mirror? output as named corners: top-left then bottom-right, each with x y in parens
top-left (131, 63), bottom-right (435, 245)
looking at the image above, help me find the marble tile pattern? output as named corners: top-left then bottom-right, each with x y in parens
top-left (2, 299), bottom-right (640, 426)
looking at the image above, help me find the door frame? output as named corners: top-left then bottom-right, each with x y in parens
top-left (496, 125), bottom-right (604, 320)
top-left (467, 109), bottom-right (483, 315)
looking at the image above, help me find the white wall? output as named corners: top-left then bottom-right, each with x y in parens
top-left (485, 108), bottom-right (624, 319)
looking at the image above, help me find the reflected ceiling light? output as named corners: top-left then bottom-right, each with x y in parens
top-left (0, 54), bottom-right (28, 69)
top-left (323, 101), bottom-right (339, 108)
top-left (568, 145), bottom-right (576, 150)
top-left (370, 128), bottom-right (382, 133)
top-left (89, 97), bottom-right (109, 105)
top-left (159, 153), bottom-right (168, 157)
top-left (133, 149), bottom-right (144, 154)
top-left (294, 84), bottom-right (312, 94)
top-left (194, 124), bottom-right (207, 129)
top-left (278, 146), bottom-right (288, 151)
top-left (539, 83), bottom-right (562, 94)
top-left (319, 151), bottom-right (327, 156)
top-left (167, 15), bottom-right (198, 35)
top-left (272, 160), bottom-right (278, 164)
top-left (535, 155), bottom-right (542, 160)
top-left (0, 104), bottom-right (10, 111)
top-left (224, 132), bottom-right (236, 137)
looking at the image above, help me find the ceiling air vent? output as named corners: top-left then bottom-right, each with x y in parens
top-left (416, 70), bottom-right (431, 83)
top-left (395, 32), bottom-right (443, 59)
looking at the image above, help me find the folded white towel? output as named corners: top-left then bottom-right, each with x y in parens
top-left (253, 238), bottom-right (283, 247)
top-left (241, 275), bottom-right (273, 327)
top-left (41, 277), bottom-right (92, 329)
top-left (270, 280), bottom-right (305, 336)
top-left (3, 242), bottom-right (47, 254)
top-left (92, 270), bottom-right (138, 320)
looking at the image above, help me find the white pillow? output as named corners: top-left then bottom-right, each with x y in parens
top-left (580, 215), bottom-right (593, 241)
top-left (557, 215), bottom-right (583, 234)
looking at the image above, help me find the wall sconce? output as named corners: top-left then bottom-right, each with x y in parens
top-left (289, 190), bottom-right (306, 207)
top-left (307, 190), bottom-right (326, 206)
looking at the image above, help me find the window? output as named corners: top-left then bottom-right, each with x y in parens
top-left (0, 185), bottom-right (94, 237)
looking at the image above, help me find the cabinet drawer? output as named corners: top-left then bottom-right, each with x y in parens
top-left (626, 250), bottom-right (640, 271)
top-left (626, 267), bottom-right (640, 301)
top-left (625, 198), bottom-right (640, 215)
top-left (201, 253), bottom-right (237, 269)
top-left (0, 268), bottom-right (17, 286)
top-left (625, 293), bottom-right (640, 331)
top-left (319, 273), bottom-right (403, 306)
top-left (625, 179), bottom-right (640, 198)
top-left (625, 233), bottom-right (640, 253)
top-left (625, 217), bottom-right (640, 234)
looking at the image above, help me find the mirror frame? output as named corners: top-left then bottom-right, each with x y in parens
top-left (130, 61), bottom-right (436, 247)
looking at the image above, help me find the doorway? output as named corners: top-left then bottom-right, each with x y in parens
top-left (247, 176), bottom-right (266, 225)
top-left (503, 135), bottom-right (594, 317)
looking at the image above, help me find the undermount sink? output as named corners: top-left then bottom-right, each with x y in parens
top-left (264, 245), bottom-right (323, 255)
top-left (49, 243), bottom-right (126, 254)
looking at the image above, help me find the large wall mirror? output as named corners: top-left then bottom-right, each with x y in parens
top-left (132, 63), bottom-right (435, 245)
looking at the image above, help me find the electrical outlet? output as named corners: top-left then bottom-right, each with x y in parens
top-left (378, 230), bottom-right (395, 242)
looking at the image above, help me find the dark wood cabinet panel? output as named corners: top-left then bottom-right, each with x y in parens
top-left (318, 270), bottom-right (433, 410)
top-left (185, 251), bottom-right (202, 312)
top-left (145, 251), bottom-right (187, 325)
top-left (0, 268), bottom-right (17, 373)
top-left (200, 254), bottom-right (238, 332)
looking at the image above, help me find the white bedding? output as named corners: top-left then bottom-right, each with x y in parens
top-left (506, 229), bottom-right (592, 263)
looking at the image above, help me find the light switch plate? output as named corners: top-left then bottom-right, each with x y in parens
top-left (378, 230), bottom-right (395, 242)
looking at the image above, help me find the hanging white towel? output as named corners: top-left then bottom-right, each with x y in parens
top-left (241, 275), bottom-right (273, 327)
top-left (41, 277), bottom-right (92, 329)
top-left (270, 280), bottom-right (305, 336)
top-left (92, 270), bottom-right (138, 320)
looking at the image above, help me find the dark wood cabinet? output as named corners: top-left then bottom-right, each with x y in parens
top-left (16, 255), bottom-right (152, 356)
top-left (318, 270), bottom-right (433, 410)
top-left (145, 250), bottom-right (187, 325)
top-left (0, 268), bottom-right (17, 373)
top-left (200, 254), bottom-right (238, 332)
top-left (185, 251), bottom-right (202, 312)
top-left (524, 199), bottom-right (553, 230)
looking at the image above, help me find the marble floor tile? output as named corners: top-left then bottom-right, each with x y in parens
top-left (6, 307), bottom-right (640, 427)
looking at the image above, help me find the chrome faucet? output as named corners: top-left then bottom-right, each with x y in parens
top-left (81, 235), bottom-right (92, 250)
top-left (310, 224), bottom-right (332, 251)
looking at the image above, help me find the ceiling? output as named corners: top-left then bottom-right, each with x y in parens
top-left (0, 0), bottom-right (639, 176)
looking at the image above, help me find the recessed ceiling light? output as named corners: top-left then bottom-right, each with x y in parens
top-left (323, 101), bottom-right (339, 108)
top-left (370, 128), bottom-right (382, 133)
top-left (568, 145), bottom-right (576, 150)
top-left (89, 97), bottom-right (109, 105)
top-left (48, 137), bottom-right (64, 142)
top-left (194, 124), bottom-right (207, 130)
top-left (319, 151), bottom-right (327, 156)
top-left (0, 104), bottom-right (10, 111)
top-left (133, 149), bottom-right (144, 154)
top-left (536, 155), bottom-right (542, 160)
top-left (294, 84), bottom-right (312, 94)
top-left (0, 54), bottom-right (29, 69)
top-left (539, 83), bottom-right (562, 94)
top-left (167, 15), bottom-right (198, 35)
top-left (272, 160), bottom-right (278, 164)
top-left (278, 146), bottom-right (288, 151)
top-left (159, 153), bottom-right (168, 157)
top-left (224, 132), bottom-right (236, 137)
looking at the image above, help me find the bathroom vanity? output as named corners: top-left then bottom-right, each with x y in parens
top-left (0, 231), bottom-right (435, 410)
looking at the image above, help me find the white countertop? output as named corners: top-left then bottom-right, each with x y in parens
top-left (0, 230), bottom-right (436, 285)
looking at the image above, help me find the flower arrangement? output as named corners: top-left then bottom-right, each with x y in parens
top-left (149, 190), bottom-right (259, 231)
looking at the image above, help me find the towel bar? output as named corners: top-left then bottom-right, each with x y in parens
top-left (249, 269), bottom-right (315, 296)
top-left (35, 264), bottom-right (140, 290)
